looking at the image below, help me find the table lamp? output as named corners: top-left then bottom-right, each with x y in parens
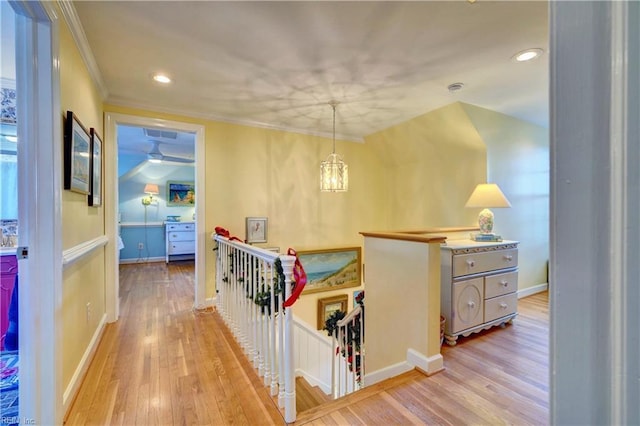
top-left (465, 183), bottom-right (511, 235)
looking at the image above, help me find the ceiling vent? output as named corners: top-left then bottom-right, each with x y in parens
top-left (143, 128), bottom-right (178, 139)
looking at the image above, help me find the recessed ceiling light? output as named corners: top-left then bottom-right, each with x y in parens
top-left (152, 73), bottom-right (172, 84)
top-left (513, 48), bottom-right (544, 62)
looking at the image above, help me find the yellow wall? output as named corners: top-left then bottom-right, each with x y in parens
top-left (59, 11), bottom-right (106, 390)
top-left (102, 101), bottom-right (549, 328)
top-left (461, 103), bottom-right (549, 289)
top-left (363, 236), bottom-right (442, 375)
top-left (365, 102), bottom-right (487, 229)
top-left (103, 104), bottom-right (385, 325)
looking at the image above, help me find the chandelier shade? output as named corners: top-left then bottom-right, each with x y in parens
top-left (320, 153), bottom-right (349, 192)
top-left (320, 101), bottom-right (349, 192)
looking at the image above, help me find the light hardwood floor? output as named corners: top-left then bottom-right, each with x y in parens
top-left (65, 261), bottom-right (549, 425)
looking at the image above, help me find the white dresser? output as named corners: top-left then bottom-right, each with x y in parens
top-left (165, 221), bottom-right (195, 263)
top-left (441, 239), bottom-right (519, 346)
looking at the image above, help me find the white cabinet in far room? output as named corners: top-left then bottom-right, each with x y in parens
top-left (165, 221), bottom-right (195, 263)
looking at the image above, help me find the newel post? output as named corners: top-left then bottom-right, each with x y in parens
top-left (279, 254), bottom-right (297, 423)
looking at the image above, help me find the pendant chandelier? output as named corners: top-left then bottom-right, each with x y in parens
top-left (320, 101), bottom-right (349, 192)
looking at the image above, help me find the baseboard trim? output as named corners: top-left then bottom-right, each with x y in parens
top-left (63, 313), bottom-right (107, 415)
top-left (518, 283), bottom-right (549, 299)
top-left (119, 256), bottom-right (165, 264)
top-left (295, 369), bottom-right (331, 395)
top-left (407, 348), bottom-right (444, 376)
top-left (363, 361), bottom-right (413, 387)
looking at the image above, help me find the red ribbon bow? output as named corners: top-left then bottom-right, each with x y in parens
top-left (283, 248), bottom-right (307, 307)
top-left (215, 226), bottom-right (243, 242)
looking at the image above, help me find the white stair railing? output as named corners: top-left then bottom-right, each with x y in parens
top-left (331, 304), bottom-right (365, 398)
top-left (213, 234), bottom-right (297, 423)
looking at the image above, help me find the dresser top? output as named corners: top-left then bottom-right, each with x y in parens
top-left (165, 221), bottom-right (195, 225)
top-left (441, 239), bottom-right (519, 251)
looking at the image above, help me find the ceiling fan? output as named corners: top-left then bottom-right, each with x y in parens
top-left (147, 140), bottom-right (194, 164)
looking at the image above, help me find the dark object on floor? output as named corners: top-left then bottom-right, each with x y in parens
top-left (4, 275), bottom-right (18, 351)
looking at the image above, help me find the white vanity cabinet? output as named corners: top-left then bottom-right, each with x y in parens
top-left (165, 221), bottom-right (195, 263)
top-left (441, 239), bottom-right (519, 346)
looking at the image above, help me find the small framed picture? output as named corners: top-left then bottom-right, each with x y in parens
top-left (353, 290), bottom-right (364, 308)
top-left (88, 128), bottom-right (102, 207)
top-left (246, 217), bottom-right (268, 243)
top-left (63, 111), bottom-right (91, 194)
top-left (167, 181), bottom-right (195, 206)
top-left (317, 294), bottom-right (348, 330)
top-left (297, 247), bottom-right (362, 294)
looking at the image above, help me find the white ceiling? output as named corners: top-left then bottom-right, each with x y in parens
top-left (75, 1), bottom-right (548, 142)
top-left (117, 125), bottom-right (195, 162)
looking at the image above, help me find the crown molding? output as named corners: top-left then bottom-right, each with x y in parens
top-left (105, 96), bottom-right (364, 143)
top-left (57, 0), bottom-right (109, 100)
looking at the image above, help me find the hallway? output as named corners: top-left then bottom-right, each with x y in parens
top-left (65, 261), bottom-right (284, 424)
top-left (66, 261), bottom-right (549, 425)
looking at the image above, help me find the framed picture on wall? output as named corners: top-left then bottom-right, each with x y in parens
top-left (88, 128), bottom-right (102, 207)
top-left (63, 111), bottom-right (91, 194)
top-left (245, 217), bottom-right (268, 243)
top-left (298, 247), bottom-right (362, 294)
top-left (167, 181), bottom-right (195, 206)
top-left (317, 294), bottom-right (348, 330)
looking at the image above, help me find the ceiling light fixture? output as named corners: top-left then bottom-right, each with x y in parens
top-left (152, 73), bottom-right (172, 84)
top-left (320, 101), bottom-right (348, 192)
top-left (513, 48), bottom-right (544, 62)
top-left (448, 82), bottom-right (464, 93)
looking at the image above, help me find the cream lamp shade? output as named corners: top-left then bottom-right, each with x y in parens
top-left (144, 184), bottom-right (159, 195)
top-left (465, 183), bottom-right (511, 234)
top-left (142, 183), bottom-right (160, 206)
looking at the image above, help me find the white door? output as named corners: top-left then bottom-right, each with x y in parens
top-left (10, 0), bottom-right (63, 423)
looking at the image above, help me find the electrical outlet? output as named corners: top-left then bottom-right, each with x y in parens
top-left (138, 242), bottom-right (144, 249)
top-left (86, 302), bottom-right (91, 323)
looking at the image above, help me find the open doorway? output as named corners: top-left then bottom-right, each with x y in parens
top-left (104, 113), bottom-right (206, 323)
top-left (116, 125), bottom-right (196, 264)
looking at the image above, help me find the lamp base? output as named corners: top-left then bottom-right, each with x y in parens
top-left (478, 208), bottom-right (494, 234)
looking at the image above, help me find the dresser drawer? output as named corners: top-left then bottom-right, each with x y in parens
top-left (484, 271), bottom-right (518, 299)
top-left (168, 231), bottom-right (194, 242)
top-left (168, 241), bottom-right (195, 255)
top-left (452, 248), bottom-right (518, 277)
top-left (166, 223), bottom-right (194, 232)
top-left (484, 293), bottom-right (517, 323)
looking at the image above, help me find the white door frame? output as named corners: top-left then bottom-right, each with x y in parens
top-left (12, 0), bottom-right (62, 423)
top-left (104, 112), bottom-right (206, 321)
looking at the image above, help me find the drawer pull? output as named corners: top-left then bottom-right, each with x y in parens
top-left (501, 281), bottom-right (509, 287)
top-left (504, 255), bottom-right (513, 261)
top-left (467, 301), bottom-right (475, 308)
top-left (467, 260), bottom-right (475, 268)
top-left (500, 303), bottom-right (508, 309)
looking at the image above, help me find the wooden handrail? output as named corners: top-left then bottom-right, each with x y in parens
top-left (360, 226), bottom-right (479, 243)
top-left (337, 304), bottom-right (362, 327)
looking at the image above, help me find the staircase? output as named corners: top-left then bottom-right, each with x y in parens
top-left (295, 377), bottom-right (332, 412)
